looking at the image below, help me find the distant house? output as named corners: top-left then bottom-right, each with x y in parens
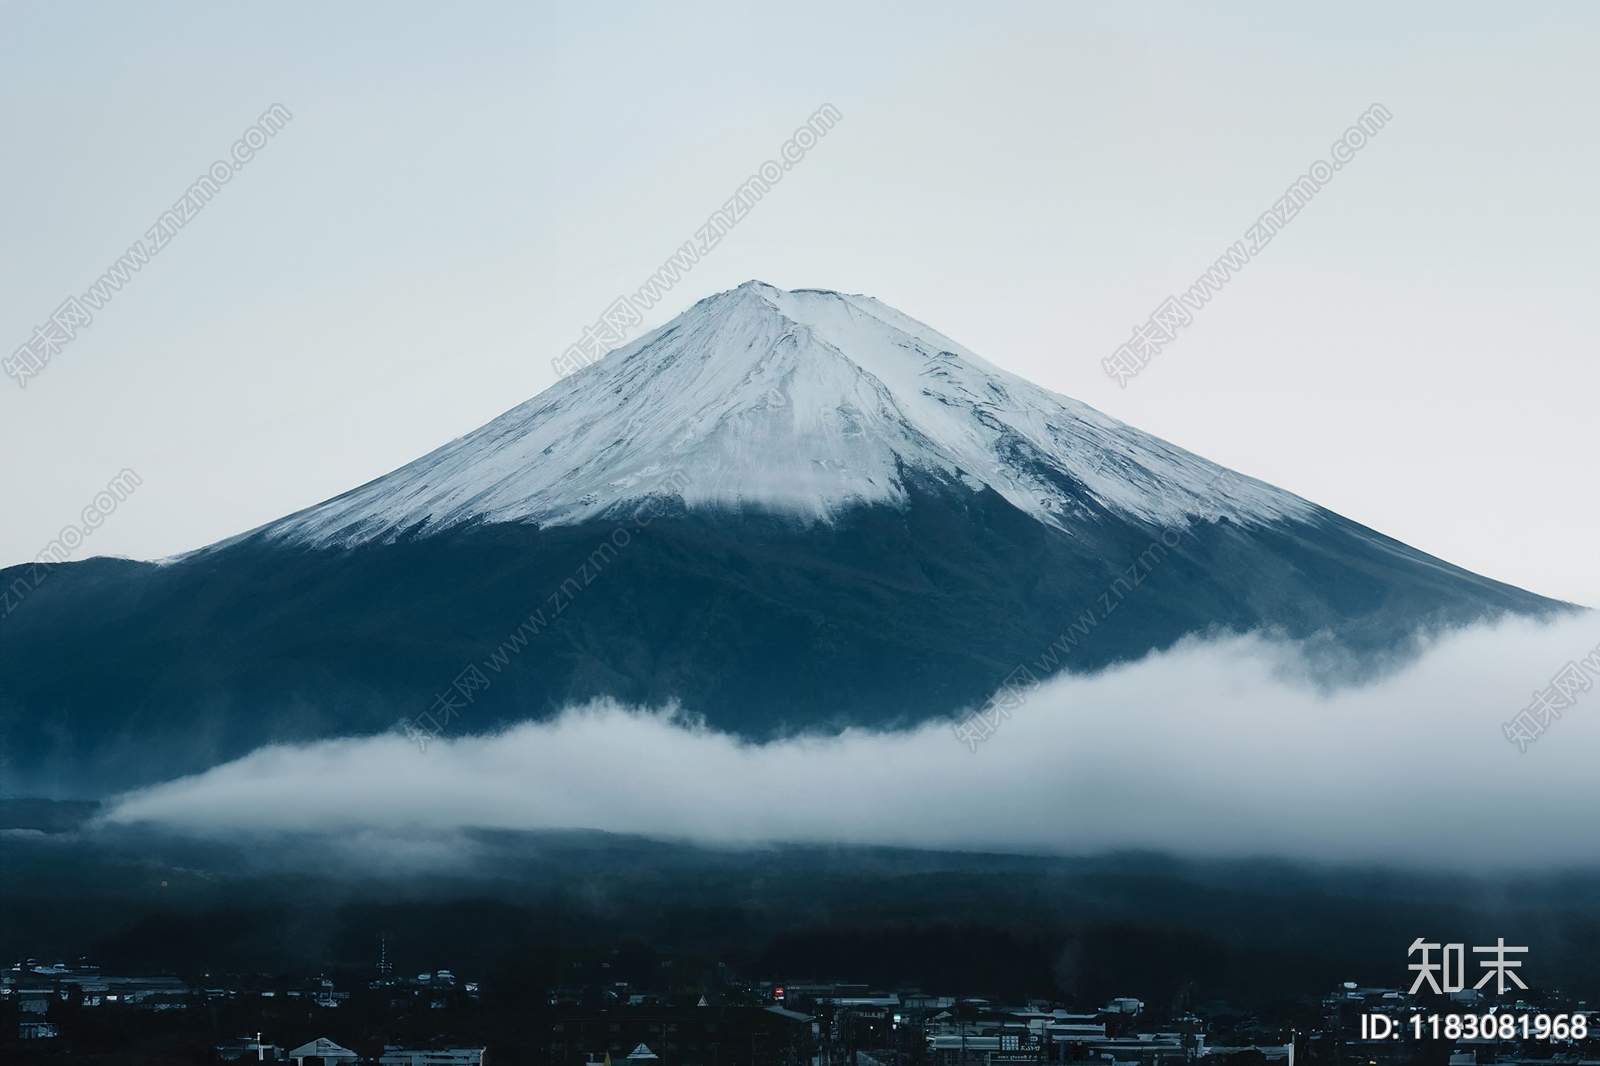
top-left (288, 1037), bottom-right (360, 1065)
top-left (1199, 1044), bottom-right (1293, 1066)
top-left (19, 1022), bottom-right (59, 1039)
top-left (378, 1049), bottom-right (486, 1066)
top-left (764, 1006), bottom-right (814, 1024)
top-left (217, 1036), bottom-right (285, 1061)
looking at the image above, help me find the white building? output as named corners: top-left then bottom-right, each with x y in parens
top-left (378, 1049), bottom-right (486, 1066)
top-left (288, 1037), bottom-right (360, 1065)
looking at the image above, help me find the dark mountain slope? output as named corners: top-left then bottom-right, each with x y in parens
top-left (0, 470), bottom-right (1562, 797)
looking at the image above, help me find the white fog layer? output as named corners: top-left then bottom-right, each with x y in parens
top-left (105, 612), bottom-right (1600, 868)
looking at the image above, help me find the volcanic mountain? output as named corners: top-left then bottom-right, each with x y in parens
top-left (0, 282), bottom-right (1566, 795)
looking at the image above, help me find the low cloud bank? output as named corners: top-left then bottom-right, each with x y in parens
top-left (104, 613), bottom-right (1600, 868)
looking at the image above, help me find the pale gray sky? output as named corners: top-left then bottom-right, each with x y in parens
top-left (3, 1), bottom-right (1596, 605)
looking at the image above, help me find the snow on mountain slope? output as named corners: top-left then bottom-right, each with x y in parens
top-left (257, 281), bottom-right (1316, 550)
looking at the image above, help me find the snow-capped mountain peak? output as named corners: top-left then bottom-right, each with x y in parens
top-left (259, 281), bottom-right (1314, 549)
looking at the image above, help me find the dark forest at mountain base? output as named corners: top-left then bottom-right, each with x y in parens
top-left (4, 824), bottom-right (1596, 1009)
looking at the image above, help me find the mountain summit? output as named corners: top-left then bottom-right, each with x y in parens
top-left (258, 281), bottom-right (1309, 548)
top-left (0, 283), bottom-right (1568, 795)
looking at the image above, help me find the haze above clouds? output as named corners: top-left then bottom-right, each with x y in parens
top-left (105, 612), bottom-right (1600, 870)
